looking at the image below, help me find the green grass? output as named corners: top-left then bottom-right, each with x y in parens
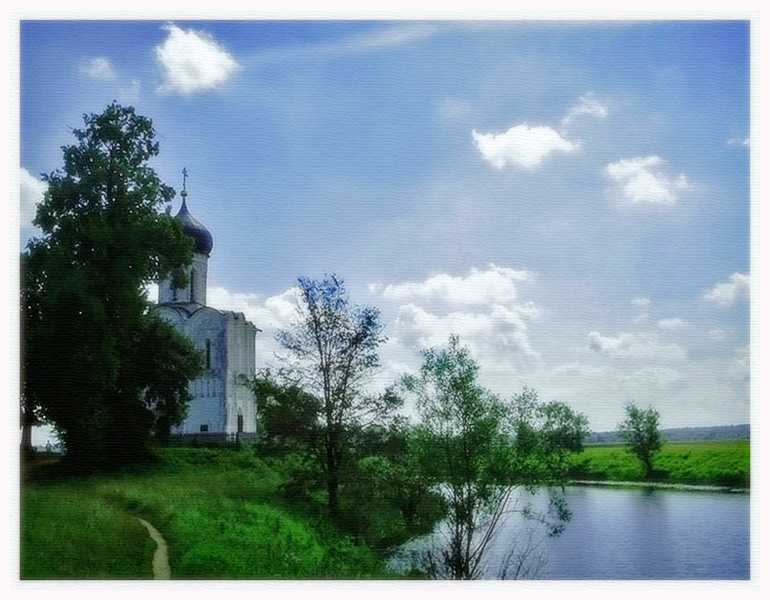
top-left (20, 446), bottom-right (394, 580)
top-left (569, 440), bottom-right (750, 488)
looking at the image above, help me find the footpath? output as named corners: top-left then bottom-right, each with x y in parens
top-left (137, 518), bottom-right (171, 579)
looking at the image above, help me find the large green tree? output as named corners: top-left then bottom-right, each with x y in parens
top-left (402, 335), bottom-right (589, 579)
top-left (617, 402), bottom-right (663, 478)
top-left (275, 274), bottom-right (387, 518)
top-left (21, 103), bottom-right (202, 470)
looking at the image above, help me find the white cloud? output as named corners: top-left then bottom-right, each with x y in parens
top-left (703, 273), bottom-right (749, 306)
top-left (631, 297), bottom-right (650, 309)
top-left (378, 264), bottom-right (531, 306)
top-left (438, 98), bottom-right (473, 122)
top-left (622, 366), bottom-right (682, 389)
top-left (345, 23), bottom-right (441, 51)
top-left (208, 286), bottom-right (299, 332)
top-left (708, 329), bottom-right (726, 342)
top-left (119, 79), bottom-right (142, 104)
top-left (20, 167), bottom-right (47, 226)
top-left (657, 318), bottom-right (686, 330)
top-left (561, 93), bottom-right (608, 126)
top-left (82, 57), bottom-right (116, 80)
top-left (368, 264), bottom-right (543, 395)
top-left (155, 24), bottom-right (240, 95)
top-left (728, 137), bottom-right (750, 147)
top-left (587, 330), bottom-right (686, 361)
top-left (472, 124), bottom-right (577, 170)
top-left (207, 286), bottom-right (300, 364)
top-left (395, 302), bottom-right (540, 360)
top-left (605, 156), bottom-right (690, 205)
top-left (727, 346), bottom-right (749, 380)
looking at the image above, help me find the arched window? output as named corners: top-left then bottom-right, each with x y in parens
top-left (190, 270), bottom-right (196, 302)
top-left (205, 339), bottom-right (212, 369)
top-left (237, 412), bottom-right (244, 434)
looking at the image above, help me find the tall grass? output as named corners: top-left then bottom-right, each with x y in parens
top-left (21, 446), bottom-right (392, 579)
top-left (21, 482), bottom-right (155, 579)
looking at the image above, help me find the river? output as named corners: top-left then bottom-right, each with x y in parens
top-left (390, 485), bottom-right (750, 580)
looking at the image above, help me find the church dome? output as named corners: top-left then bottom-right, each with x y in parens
top-left (176, 192), bottom-right (213, 256)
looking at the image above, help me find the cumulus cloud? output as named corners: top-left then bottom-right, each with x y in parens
top-left (472, 124), bottom-right (577, 170)
top-left (155, 23), bottom-right (240, 95)
top-left (208, 286), bottom-right (299, 332)
top-left (727, 137), bottom-right (750, 147)
top-left (605, 156), bottom-right (690, 205)
top-left (20, 167), bottom-right (47, 225)
top-left (587, 330), bottom-right (686, 361)
top-left (82, 57), bottom-right (116, 80)
top-left (368, 264), bottom-right (543, 390)
top-left (395, 302), bottom-right (540, 360)
top-left (703, 273), bottom-right (750, 306)
top-left (377, 264), bottom-right (531, 306)
top-left (561, 93), bottom-right (608, 126)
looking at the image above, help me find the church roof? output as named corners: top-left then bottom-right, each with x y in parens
top-left (156, 302), bottom-right (261, 332)
top-left (176, 191), bottom-right (213, 256)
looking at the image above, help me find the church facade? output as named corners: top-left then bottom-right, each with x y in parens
top-left (155, 185), bottom-right (259, 440)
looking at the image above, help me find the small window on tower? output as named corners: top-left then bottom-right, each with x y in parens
top-left (200, 424), bottom-right (209, 433)
top-left (205, 339), bottom-right (212, 369)
top-left (190, 270), bottom-right (196, 302)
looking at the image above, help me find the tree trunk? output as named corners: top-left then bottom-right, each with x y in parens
top-left (20, 423), bottom-right (33, 453)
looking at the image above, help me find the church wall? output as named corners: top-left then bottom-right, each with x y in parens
top-left (180, 308), bottom-right (228, 434)
top-left (224, 314), bottom-right (258, 434)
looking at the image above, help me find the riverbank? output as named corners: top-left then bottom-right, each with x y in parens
top-left (569, 439), bottom-right (749, 489)
top-left (569, 479), bottom-right (749, 493)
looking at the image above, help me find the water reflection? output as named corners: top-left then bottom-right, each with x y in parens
top-left (391, 486), bottom-right (750, 580)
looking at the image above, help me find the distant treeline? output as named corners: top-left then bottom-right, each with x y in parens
top-left (588, 424), bottom-right (749, 444)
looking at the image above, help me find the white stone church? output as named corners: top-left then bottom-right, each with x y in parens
top-left (155, 183), bottom-right (259, 440)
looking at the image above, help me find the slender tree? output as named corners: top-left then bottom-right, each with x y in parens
top-left (617, 402), bottom-right (663, 478)
top-left (276, 274), bottom-right (386, 518)
top-left (403, 335), bottom-right (589, 579)
top-left (21, 103), bottom-right (202, 470)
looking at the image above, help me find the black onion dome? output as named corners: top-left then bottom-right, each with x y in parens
top-left (176, 192), bottom-right (213, 256)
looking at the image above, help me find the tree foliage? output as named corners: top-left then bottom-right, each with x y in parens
top-left (275, 274), bottom-right (388, 518)
top-left (617, 402), bottom-right (663, 478)
top-left (242, 369), bottom-right (323, 447)
top-left (402, 335), bottom-right (589, 579)
top-left (21, 103), bottom-right (202, 470)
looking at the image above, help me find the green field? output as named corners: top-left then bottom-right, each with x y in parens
top-left (20, 447), bottom-right (393, 580)
top-left (569, 439), bottom-right (750, 488)
top-left (20, 439), bottom-right (750, 579)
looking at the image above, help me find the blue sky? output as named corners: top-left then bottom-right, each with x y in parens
top-left (18, 19), bottom-right (751, 431)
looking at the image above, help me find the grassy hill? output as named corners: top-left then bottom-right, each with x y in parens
top-left (20, 446), bottom-right (397, 580)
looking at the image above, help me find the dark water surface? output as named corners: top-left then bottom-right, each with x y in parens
top-left (393, 485), bottom-right (750, 580)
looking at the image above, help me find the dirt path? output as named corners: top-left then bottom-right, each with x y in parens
top-left (137, 518), bottom-right (171, 579)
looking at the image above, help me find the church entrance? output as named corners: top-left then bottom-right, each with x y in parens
top-left (237, 413), bottom-right (244, 434)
